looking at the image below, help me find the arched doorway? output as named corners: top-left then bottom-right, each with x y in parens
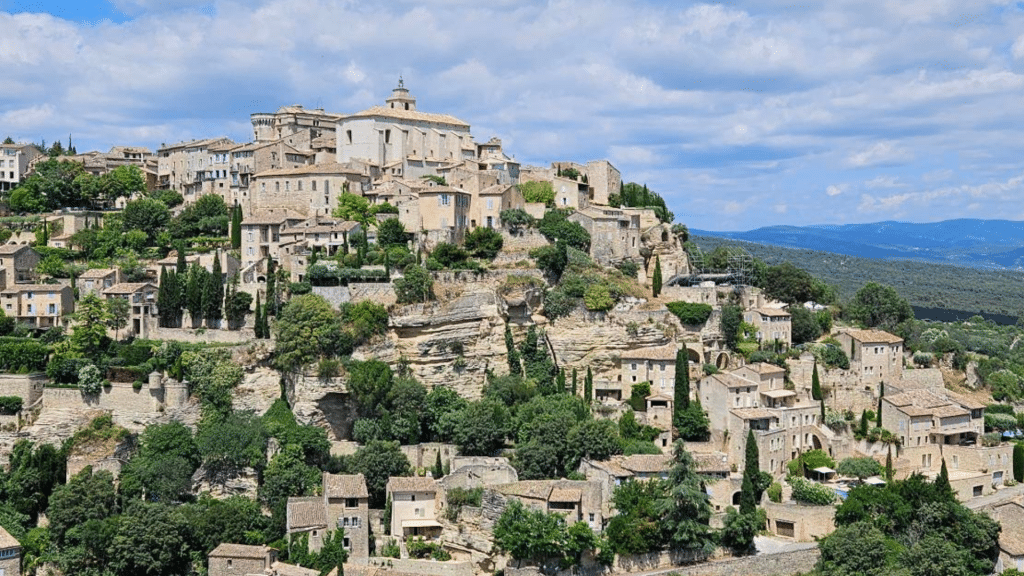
top-left (716, 352), bottom-right (730, 370)
top-left (732, 491), bottom-right (742, 506)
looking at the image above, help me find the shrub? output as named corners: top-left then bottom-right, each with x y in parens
top-left (817, 343), bottom-right (850, 370)
top-left (317, 359), bottom-right (341, 380)
top-left (913, 352), bottom-right (934, 367)
top-left (78, 364), bottom-right (107, 396)
top-left (500, 209), bottom-right (535, 231)
top-left (381, 539), bottom-right (401, 558)
top-left (666, 302), bottom-right (713, 325)
top-left (615, 260), bottom-right (639, 279)
top-left (985, 412), bottom-right (1017, 432)
top-left (583, 284), bottom-right (615, 311)
top-left (767, 482), bottom-right (783, 503)
top-left (0, 396), bottom-right (23, 415)
top-left (788, 476), bottom-right (836, 505)
top-left (464, 227), bottom-right (504, 259)
top-left (543, 288), bottom-right (578, 320)
top-left (394, 264), bottom-right (434, 303)
top-left (289, 281), bottom-right (312, 295)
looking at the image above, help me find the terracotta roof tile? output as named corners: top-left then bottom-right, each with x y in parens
top-left (287, 497), bottom-right (327, 530)
top-left (323, 473), bottom-right (369, 499)
top-left (386, 476), bottom-right (437, 494)
top-left (209, 543), bottom-right (273, 559)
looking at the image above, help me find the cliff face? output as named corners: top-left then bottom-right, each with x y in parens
top-left (641, 223), bottom-right (690, 283)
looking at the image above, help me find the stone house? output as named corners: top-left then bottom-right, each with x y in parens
top-left (225, 140), bottom-right (313, 206)
top-left (251, 162), bottom-right (371, 219)
top-left (471, 184), bottom-right (524, 230)
top-left (156, 137), bottom-right (235, 200)
top-left (415, 187), bottom-right (471, 244)
top-left (834, 328), bottom-right (904, 392)
top-left (439, 457), bottom-right (519, 492)
top-left (743, 307), bottom-right (792, 347)
top-left (578, 454), bottom-right (672, 518)
top-left (0, 245), bottom-right (40, 289)
top-left (336, 81), bottom-right (474, 180)
top-left (240, 210), bottom-right (307, 268)
top-left (252, 105), bottom-right (342, 145)
top-left (552, 175), bottom-right (589, 210)
top-left (492, 480), bottom-right (603, 531)
top-left (286, 473), bottom-right (371, 558)
top-left (567, 207), bottom-right (641, 265)
top-left (387, 476), bottom-right (441, 540)
top-left (991, 500), bottom-right (1024, 573)
top-left (0, 142), bottom-right (43, 192)
top-left (763, 498), bottom-right (836, 542)
top-left (0, 524), bottom-right (20, 576)
top-left (619, 344), bottom-right (678, 394)
top-left (207, 543), bottom-right (276, 576)
top-left (584, 160), bottom-right (621, 207)
top-left (101, 282), bottom-right (158, 338)
top-left (76, 268), bottom-right (122, 297)
top-left (644, 392), bottom-right (674, 451)
top-left (0, 284), bottom-right (73, 328)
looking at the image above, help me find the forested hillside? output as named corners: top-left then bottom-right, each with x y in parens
top-left (693, 236), bottom-right (1024, 318)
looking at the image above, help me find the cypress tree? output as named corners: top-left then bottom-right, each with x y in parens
top-left (820, 396), bottom-right (826, 423)
top-left (1013, 443), bottom-right (1024, 482)
top-left (652, 255), bottom-right (662, 298)
top-left (254, 293), bottom-right (264, 338)
top-left (556, 369), bottom-right (566, 393)
top-left (741, 428), bottom-right (760, 514)
top-left (936, 459), bottom-right (953, 500)
top-left (885, 446), bottom-right (894, 481)
top-left (186, 262), bottom-right (204, 324)
top-left (571, 368), bottom-right (578, 396)
top-left (433, 451), bottom-right (444, 479)
top-left (811, 362), bottom-right (821, 401)
top-left (203, 253), bottom-right (223, 325)
top-left (674, 349), bottom-right (690, 410)
top-left (877, 382), bottom-right (885, 428)
top-left (584, 367), bottom-right (593, 401)
top-left (265, 257), bottom-right (277, 316)
top-left (230, 204), bottom-right (242, 249)
top-left (504, 324), bottom-right (521, 376)
top-left (859, 409), bottom-right (869, 437)
top-left (157, 267), bottom-right (168, 327)
top-left (176, 242), bottom-right (187, 274)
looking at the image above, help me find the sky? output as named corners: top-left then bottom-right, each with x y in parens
top-left (3, 1), bottom-right (1024, 231)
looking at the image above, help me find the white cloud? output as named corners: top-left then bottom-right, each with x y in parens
top-left (1013, 35), bottom-right (1024, 60)
top-left (847, 141), bottom-right (915, 168)
top-left (608, 145), bottom-right (662, 166)
top-left (864, 176), bottom-right (903, 189)
top-left (826, 185), bottom-right (843, 196)
top-left (773, 203), bottom-right (788, 213)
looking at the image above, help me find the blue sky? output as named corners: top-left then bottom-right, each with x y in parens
top-left (3, 0), bottom-right (1024, 230)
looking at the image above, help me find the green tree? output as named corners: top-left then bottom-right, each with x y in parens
top-left (48, 467), bottom-right (117, 546)
top-left (203, 253), bottom-right (224, 326)
top-left (122, 197), bottom-right (170, 243)
top-left (196, 410), bottom-right (268, 479)
top-left (394, 264), bottom-right (434, 303)
top-left (273, 294), bottom-right (342, 373)
top-left (584, 367), bottom-right (593, 402)
top-left (493, 500), bottom-right (565, 565)
top-left (504, 323), bottom-right (522, 376)
top-left (346, 440), bottom-right (411, 508)
top-left (224, 287), bottom-right (253, 330)
top-left (518, 181), bottom-right (554, 206)
top-left (70, 293), bottom-right (111, 361)
top-left (107, 501), bottom-right (191, 576)
top-left (571, 368), bottom-right (578, 396)
top-left (657, 442), bottom-right (715, 556)
top-left (859, 409), bottom-right (869, 437)
top-left (332, 192), bottom-right (375, 229)
top-left (811, 362), bottom-right (822, 401)
top-left (455, 399), bottom-right (510, 457)
top-left (790, 305), bottom-right (822, 344)
top-left (106, 296), bottom-right (130, 341)
top-left (836, 457), bottom-right (883, 481)
top-left (464, 226), bottom-right (504, 260)
top-left (673, 350), bottom-right (690, 422)
top-left (720, 304), bottom-right (743, 350)
top-left (818, 521), bottom-right (890, 576)
top-left (186, 261), bottom-right (206, 325)
top-left (652, 256), bottom-right (662, 298)
top-left (259, 444), bottom-right (320, 530)
top-left (121, 421), bottom-right (200, 503)
top-left (1014, 443), bottom-right (1024, 482)
top-left (103, 165), bottom-right (146, 202)
top-left (742, 428), bottom-right (765, 509)
top-left (230, 203), bottom-right (242, 249)
top-left (253, 292), bottom-right (264, 338)
top-left (376, 217), bottom-right (408, 248)
top-left (675, 398), bottom-right (710, 441)
top-left (846, 282), bottom-right (914, 331)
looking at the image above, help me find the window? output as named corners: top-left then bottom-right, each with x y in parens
top-left (346, 498), bottom-right (357, 507)
top-left (26, 291), bottom-right (33, 299)
top-left (487, 198), bottom-right (494, 210)
top-left (312, 180), bottom-right (317, 191)
top-left (48, 303), bottom-right (56, 314)
top-left (27, 304), bottom-right (33, 313)
top-left (227, 560), bottom-right (233, 568)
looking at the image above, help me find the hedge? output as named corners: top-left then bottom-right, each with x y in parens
top-left (0, 396), bottom-right (23, 415)
top-left (307, 264), bottom-right (390, 286)
top-left (0, 340), bottom-right (49, 372)
top-left (666, 302), bottom-right (714, 325)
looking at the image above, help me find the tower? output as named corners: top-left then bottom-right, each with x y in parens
top-left (385, 77), bottom-right (417, 111)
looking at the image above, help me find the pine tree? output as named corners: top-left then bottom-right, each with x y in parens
top-left (584, 367), bottom-right (593, 401)
top-left (230, 204), bottom-right (242, 249)
top-left (571, 368), bottom-right (578, 396)
top-left (811, 362), bottom-right (821, 401)
top-left (885, 446), bottom-right (894, 481)
top-left (504, 324), bottom-right (521, 376)
top-left (652, 255), bottom-right (662, 298)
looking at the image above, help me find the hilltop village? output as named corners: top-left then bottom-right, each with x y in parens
top-left (0, 83), bottom-right (1021, 576)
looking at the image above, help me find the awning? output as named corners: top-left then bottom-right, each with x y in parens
top-left (864, 476), bottom-right (886, 485)
top-left (762, 390), bottom-right (796, 398)
top-left (401, 519), bottom-right (442, 529)
top-left (813, 467), bottom-right (836, 475)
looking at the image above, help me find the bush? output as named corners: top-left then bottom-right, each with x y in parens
top-left (0, 339), bottom-right (49, 372)
top-left (317, 359), bottom-right (341, 380)
top-left (394, 264), bottom-right (434, 304)
top-left (615, 260), bottom-right (639, 279)
top-left (543, 288), bottom-right (578, 320)
top-left (0, 396), bottom-right (23, 415)
top-left (767, 482), bottom-right (782, 503)
top-left (289, 281), bottom-right (312, 295)
top-left (583, 284), bottom-right (615, 311)
top-left (818, 343), bottom-right (850, 370)
top-left (464, 227), bottom-right (503, 259)
top-left (666, 302), bottom-right (713, 325)
top-left (501, 209), bottom-right (535, 231)
top-left (788, 476), bottom-right (836, 505)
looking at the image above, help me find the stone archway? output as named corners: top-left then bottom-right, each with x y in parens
top-left (812, 435), bottom-right (823, 451)
top-left (687, 347), bottom-right (701, 364)
top-left (732, 491), bottom-right (742, 506)
top-left (716, 352), bottom-right (730, 370)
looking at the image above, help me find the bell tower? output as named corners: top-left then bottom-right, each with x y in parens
top-left (385, 77), bottom-right (417, 111)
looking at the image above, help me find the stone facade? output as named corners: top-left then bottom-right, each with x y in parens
top-left (156, 137), bottom-right (235, 200)
top-left (492, 479), bottom-right (604, 532)
top-left (0, 524), bottom-right (20, 576)
top-left (0, 244), bottom-right (40, 289)
top-left (251, 163), bottom-right (372, 219)
top-left (387, 476), bottom-right (441, 540)
top-left (208, 543), bottom-right (276, 576)
top-left (763, 500), bottom-right (836, 541)
top-left (835, 328), bottom-right (904, 392)
top-left (0, 283), bottom-right (73, 328)
top-left (567, 207), bottom-right (641, 265)
top-left (0, 142), bottom-right (43, 192)
top-left (743, 307), bottom-right (792, 347)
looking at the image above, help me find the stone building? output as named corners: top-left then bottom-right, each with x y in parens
top-left (991, 500), bottom-right (1024, 573)
top-left (77, 268), bottom-right (122, 297)
top-left (240, 210), bottom-right (307, 268)
top-left (251, 163), bottom-right (371, 219)
top-left (619, 343), bottom-right (678, 393)
top-left (0, 142), bottom-right (43, 192)
top-left (337, 81), bottom-right (474, 180)
top-left (834, 328), bottom-right (904, 392)
top-left (567, 207), bottom-right (641, 265)
top-left (251, 105), bottom-right (342, 145)
top-left (470, 184), bottom-right (524, 230)
top-left (0, 245), bottom-right (40, 289)
top-left (0, 284), bottom-right (73, 328)
top-left (207, 543), bottom-right (276, 576)
top-left (156, 137), bottom-right (235, 200)
top-left (743, 307), bottom-right (792, 347)
top-left (0, 524), bottom-right (20, 576)
top-left (492, 479), bottom-right (603, 532)
top-left (387, 476), bottom-right (441, 540)
top-left (411, 186), bottom-right (471, 245)
top-left (584, 160), bottom-right (621, 207)
top-left (578, 454), bottom-right (672, 518)
top-left (101, 282), bottom-right (158, 338)
top-left (286, 473), bottom-right (371, 558)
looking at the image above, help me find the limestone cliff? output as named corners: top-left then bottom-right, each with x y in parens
top-left (640, 223), bottom-right (690, 284)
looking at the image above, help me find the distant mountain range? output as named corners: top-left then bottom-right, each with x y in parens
top-left (690, 219), bottom-right (1024, 271)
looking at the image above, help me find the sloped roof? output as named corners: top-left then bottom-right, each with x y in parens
top-left (744, 362), bottom-right (786, 374)
top-left (692, 452), bottom-right (730, 473)
top-left (272, 561), bottom-right (321, 576)
top-left (0, 525), bottom-right (19, 549)
top-left (386, 476), bottom-right (437, 494)
top-left (616, 454), bottom-right (672, 474)
top-left (751, 307), bottom-right (791, 318)
top-left (730, 408), bottom-right (777, 420)
top-left (323, 472), bottom-right (369, 499)
top-left (79, 268), bottom-right (117, 279)
top-left (209, 543), bottom-right (272, 559)
top-left (995, 501), bottom-right (1024, 556)
top-left (0, 244), bottom-right (33, 255)
top-left (287, 497), bottom-right (327, 530)
top-left (549, 488), bottom-right (581, 502)
top-left (621, 344), bottom-right (677, 361)
top-left (103, 282), bottom-right (155, 295)
top-left (346, 106), bottom-right (469, 128)
top-left (844, 328), bottom-right (903, 344)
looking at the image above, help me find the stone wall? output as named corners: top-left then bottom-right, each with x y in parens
top-left (400, 442), bottom-right (458, 471)
top-left (43, 384), bottom-right (161, 415)
top-left (144, 321), bottom-right (255, 344)
top-left (896, 368), bottom-right (944, 391)
top-left (0, 373), bottom-right (46, 405)
top-left (506, 547), bottom-right (820, 576)
top-left (354, 557), bottom-right (474, 576)
top-left (763, 500), bottom-right (836, 542)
